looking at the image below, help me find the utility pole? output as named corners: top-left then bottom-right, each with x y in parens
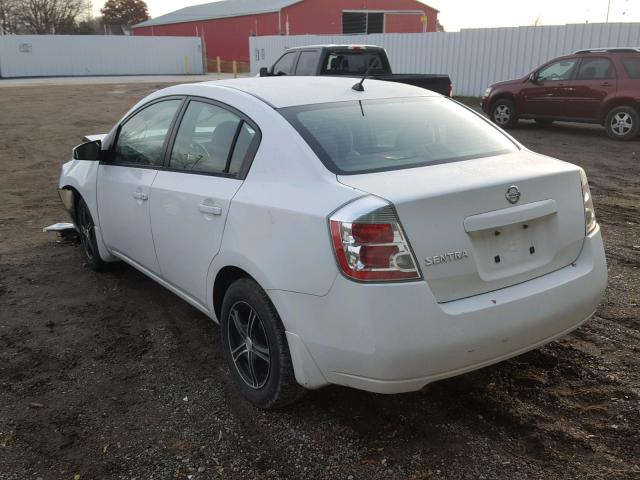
top-left (606, 0), bottom-right (611, 23)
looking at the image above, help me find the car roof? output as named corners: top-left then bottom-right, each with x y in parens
top-left (200, 76), bottom-right (437, 108)
top-left (285, 44), bottom-right (385, 51)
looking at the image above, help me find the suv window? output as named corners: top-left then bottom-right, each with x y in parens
top-left (622, 57), bottom-right (640, 79)
top-left (576, 58), bottom-right (615, 80)
top-left (537, 59), bottom-right (578, 82)
top-left (272, 52), bottom-right (297, 75)
top-left (295, 50), bottom-right (321, 75)
top-left (169, 101), bottom-right (258, 176)
top-left (113, 99), bottom-right (181, 166)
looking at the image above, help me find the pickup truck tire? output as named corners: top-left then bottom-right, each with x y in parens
top-left (221, 278), bottom-right (306, 409)
top-left (605, 106), bottom-right (640, 141)
top-left (490, 99), bottom-right (518, 128)
top-left (76, 197), bottom-right (106, 272)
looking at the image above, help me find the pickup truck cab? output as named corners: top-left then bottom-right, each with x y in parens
top-left (260, 44), bottom-right (453, 97)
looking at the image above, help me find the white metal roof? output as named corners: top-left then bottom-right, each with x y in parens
top-left (133, 0), bottom-right (304, 28)
top-left (198, 76), bottom-right (438, 108)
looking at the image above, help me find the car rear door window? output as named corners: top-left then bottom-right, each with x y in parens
top-left (576, 58), bottom-right (615, 80)
top-left (169, 101), bottom-right (258, 176)
top-left (295, 50), bottom-right (321, 75)
top-left (272, 52), bottom-right (297, 75)
top-left (537, 59), bottom-right (578, 81)
top-left (227, 123), bottom-right (257, 175)
top-left (113, 100), bottom-right (182, 166)
top-left (622, 58), bottom-right (640, 79)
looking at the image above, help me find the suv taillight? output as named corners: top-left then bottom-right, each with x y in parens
top-left (329, 197), bottom-right (421, 282)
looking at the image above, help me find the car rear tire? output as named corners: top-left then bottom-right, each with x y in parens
top-left (76, 197), bottom-right (106, 272)
top-left (490, 99), bottom-right (518, 128)
top-left (605, 106), bottom-right (640, 141)
top-left (221, 278), bottom-right (306, 409)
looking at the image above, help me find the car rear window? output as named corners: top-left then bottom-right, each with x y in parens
top-left (320, 51), bottom-right (389, 75)
top-left (280, 97), bottom-right (519, 175)
top-left (622, 58), bottom-right (640, 79)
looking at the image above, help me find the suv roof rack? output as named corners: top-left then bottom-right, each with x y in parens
top-left (574, 47), bottom-right (640, 54)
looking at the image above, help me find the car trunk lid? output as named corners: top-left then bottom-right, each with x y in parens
top-left (337, 152), bottom-right (586, 302)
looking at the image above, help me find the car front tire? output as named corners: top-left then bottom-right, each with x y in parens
top-left (490, 98), bottom-right (518, 128)
top-left (76, 197), bottom-right (106, 272)
top-left (605, 105), bottom-right (640, 141)
top-left (221, 278), bottom-right (305, 409)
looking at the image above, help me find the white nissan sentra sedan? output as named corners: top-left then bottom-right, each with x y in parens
top-left (58, 77), bottom-right (607, 409)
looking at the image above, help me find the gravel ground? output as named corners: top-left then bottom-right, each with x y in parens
top-left (0, 84), bottom-right (638, 480)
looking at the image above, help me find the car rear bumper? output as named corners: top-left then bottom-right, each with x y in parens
top-left (270, 227), bottom-right (607, 394)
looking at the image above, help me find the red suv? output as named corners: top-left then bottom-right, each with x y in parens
top-left (481, 48), bottom-right (640, 140)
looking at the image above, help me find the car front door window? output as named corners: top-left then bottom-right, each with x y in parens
top-left (113, 100), bottom-right (182, 166)
top-left (537, 60), bottom-right (577, 82)
top-left (272, 52), bottom-right (296, 75)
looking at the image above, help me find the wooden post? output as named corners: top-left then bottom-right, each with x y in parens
top-left (233, 60), bottom-right (237, 78)
top-left (216, 56), bottom-right (221, 74)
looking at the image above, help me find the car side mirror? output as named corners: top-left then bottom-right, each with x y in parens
top-left (528, 73), bottom-right (540, 85)
top-left (259, 67), bottom-right (270, 77)
top-left (73, 139), bottom-right (103, 161)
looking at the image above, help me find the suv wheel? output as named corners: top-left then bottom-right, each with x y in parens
top-left (221, 278), bottom-right (305, 409)
top-left (490, 99), bottom-right (518, 128)
top-left (605, 106), bottom-right (640, 141)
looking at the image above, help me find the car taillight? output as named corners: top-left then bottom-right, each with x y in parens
top-left (329, 196), bottom-right (421, 282)
top-left (448, 84), bottom-right (454, 97)
top-left (580, 170), bottom-right (597, 235)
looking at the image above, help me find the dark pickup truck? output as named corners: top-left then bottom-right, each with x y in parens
top-left (259, 45), bottom-right (453, 97)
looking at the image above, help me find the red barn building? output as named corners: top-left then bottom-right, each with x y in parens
top-left (132, 0), bottom-right (439, 68)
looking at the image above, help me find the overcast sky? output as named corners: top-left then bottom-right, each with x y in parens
top-left (94, 0), bottom-right (639, 32)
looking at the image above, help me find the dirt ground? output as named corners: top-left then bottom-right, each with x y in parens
top-left (0, 84), bottom-right (638, 480)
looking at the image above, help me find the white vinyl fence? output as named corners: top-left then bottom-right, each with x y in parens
top-left (249, 23), bottom-right (640, 96)
top-left (0, 35), bottom-right (204, 78)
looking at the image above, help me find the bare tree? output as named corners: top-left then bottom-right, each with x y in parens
top-left (17, 0), bottom-right (89, 34)
top-left (0, 0), bottom-right (19, 34)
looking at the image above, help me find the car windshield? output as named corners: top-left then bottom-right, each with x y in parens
top-left (280, 97), bottom-right (519, 175)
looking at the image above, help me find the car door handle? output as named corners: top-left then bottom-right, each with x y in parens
top-left (133, 191), bottom-right (148, 201)
top-left (600, 82), bottom-right (612, 87)
top-left (199, 204), bottom-right (222, 216)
